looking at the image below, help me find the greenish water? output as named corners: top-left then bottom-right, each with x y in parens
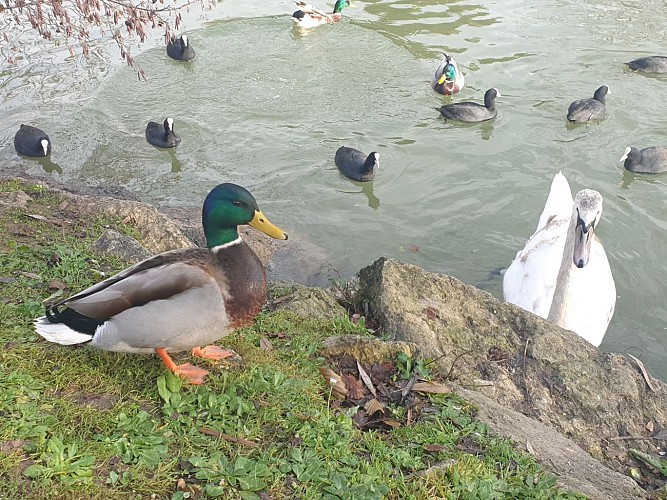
top-left (2, 0), bottom-right (667, 380)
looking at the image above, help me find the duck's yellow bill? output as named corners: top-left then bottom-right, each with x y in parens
top-left (437, 74), bottom-right (448, 85)
top-left (250, 210), bottom-right (288, 240)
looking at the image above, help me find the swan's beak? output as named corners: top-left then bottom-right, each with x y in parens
top-left (573, 219), bottom-right (594, 268)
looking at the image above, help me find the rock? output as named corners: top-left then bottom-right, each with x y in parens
top-left (0, 190), bottom-right (32, 209)
top-left (358, 258), bottom-right (667, 487)
top-left (320, 335), bottom-right (418, 366)
top-left (269, 283), bottom-right (347, 319)
top-left (456, 386), bottom-right (647, 499)
top-left (72, 196), bottom-right (192, 254)
top-left (92, 229), bottom-right (152, 263)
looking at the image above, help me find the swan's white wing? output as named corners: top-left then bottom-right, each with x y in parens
top-left (557, 237), bottom-right (616, 346)
top-left (503, 172), bottom-right (573, 318)
top-left (537, 171), bottom-right (573, 231)
top-left (503, 217), bottom-right (569, 318)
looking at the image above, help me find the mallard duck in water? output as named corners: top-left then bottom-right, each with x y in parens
top-left (502, 172), bottom-right (615, 347)
top-left (292, 0), bottom-right (355, 29)
top-left (431, 53), bottom-right (465, 95)
top-left (34, 183), bottom-right (288, 384)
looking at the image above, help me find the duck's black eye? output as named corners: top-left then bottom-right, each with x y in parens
top-left (232, 200), bottom-right (241, 206)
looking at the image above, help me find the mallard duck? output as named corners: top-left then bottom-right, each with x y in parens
top-left (34, 183), bottom-right (288, 384)
top-left (335, 146), bottom-right (379, 182)
top-left (438, 88), bottom-right (500, 123)
top-left (620, 146), bottom-right (667, 173)
top-left (14, 124), bottom-right (51, 157)
top-left (146, 118), bottom-right (181, 148)
top-left (566, 85), bottom-right (610, 123)
top-left (502, 172), bottom-right (615, 346)
top-left (292, 0), bottom-right (355, 29)
top-left (167, 34), bottom-right (196, 61)
top-left (431, 53), bottom-right (465, 95)
top-left (626, 56), bottom-right (667, 73)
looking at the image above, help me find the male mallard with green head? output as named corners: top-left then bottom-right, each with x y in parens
top-left (34, 183), bottom-right (288, 384)
top-left (432, 53), bottom-right (465, 95)
top-left (292, 0), bottom-right (355, 29)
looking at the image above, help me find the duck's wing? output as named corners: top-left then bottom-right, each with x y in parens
top-left (431, 54), bottom-right (448, 86)
top-left (294, 1), bottom-right (328, 16)
top-left (49, 248), bottom-right (216, 319)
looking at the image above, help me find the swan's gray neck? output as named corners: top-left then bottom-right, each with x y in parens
top-left (547, 207), bottom-right (578, 326)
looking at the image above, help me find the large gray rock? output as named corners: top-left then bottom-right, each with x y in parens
top-left (358, 258), bottom-right (667, 490)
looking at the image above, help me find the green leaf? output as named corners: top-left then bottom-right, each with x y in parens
top-left (238, 477), bottom-right (266, 491)
top-left (629, 449), bottom-right (667, 477)
top-left (23, 464), bottom-right (46, 478)
top-left (157, 375), bottom-right (170, 404)
top-left (165, 370), bottom-right (183, 393)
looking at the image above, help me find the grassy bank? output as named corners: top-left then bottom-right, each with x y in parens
top-left (0, 179), bottom-right (584, 499)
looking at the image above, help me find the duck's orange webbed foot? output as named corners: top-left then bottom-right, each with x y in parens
top-left (156, 348), bottom-right (209, 385)
top-left (192, 345), bottom-right (235, 360)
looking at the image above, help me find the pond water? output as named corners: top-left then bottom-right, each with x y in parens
top-left (2, 0), bottom-right (667, 380)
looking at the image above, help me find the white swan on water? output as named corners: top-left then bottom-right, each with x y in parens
top-left (502, 171), bottom-right (616, 346)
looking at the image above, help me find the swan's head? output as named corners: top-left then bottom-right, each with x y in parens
top-left (572, 189), bottom-right (603, 268)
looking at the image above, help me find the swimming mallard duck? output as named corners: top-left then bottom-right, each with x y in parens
top-left (292, 0), bottom-right (355, 29)
top-left (431, 53), bottom-right (465, 95)
top-left (502, 172), bottom-right (615, 346)
top-left (34, 183), bottom-right (288, 384)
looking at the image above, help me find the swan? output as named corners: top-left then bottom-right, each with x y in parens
top-left (502, 172), bottom-right (616, 346)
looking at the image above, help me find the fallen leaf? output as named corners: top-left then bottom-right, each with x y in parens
top-left (412, 381), bottom-right (451, 394)
top-left (627, 354), bottom-right (656, 392)
top-left (356, 360), bottom-right (377, 397)
top-left (318, 367), bottom-right (348, 400)
top-left (423, 307), bottom-right (439, 320)
top-left (48, 279), bottom-right (67, 291)
top-left (259, 337), bottom-right (273, 352)
top-left (646, 421), bottom-right (655, 433)
top-left (382, 419), bottom-right (402, 429)
top-left (267, 331), bottom-right (287, 339)
top-left (342, 374), bottom-right (366, 400)
top-left (526, 440), bottom-right (535, 455)
top-left (407, 243), bottom-right (419, 252)
top-left (351, 313), bottom-right (361, 324)
top-left (423, 444), bottom-right (447, 453)
top-left (57, 200), bottom-right (69, 210)
top-left (364, 398), bottom-right (385, 416)
top-left (19, 271), bottom-right (42, 280)
top-left (26, 214), bottom-right (48, 221)
top-left (198, 427), bottom-right (259, 447)
top-left (176, 478), bottom-right (187, 491)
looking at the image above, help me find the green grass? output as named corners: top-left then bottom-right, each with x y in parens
top-left (0, 179), bottom-right (586, 499)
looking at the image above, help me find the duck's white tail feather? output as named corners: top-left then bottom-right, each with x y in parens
top-left (34, 317), bottom-right (93, 345)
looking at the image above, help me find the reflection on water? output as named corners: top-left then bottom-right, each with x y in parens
top-left (2, 0), bottom-right (667, 380)
top-left (37, 157), bottom-right (63, 174)
top-left (337, 180), bottom-right (381, 210)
